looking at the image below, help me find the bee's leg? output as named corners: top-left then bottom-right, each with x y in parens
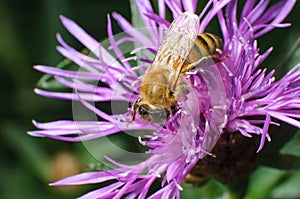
top-left (184, 54), bottom-right (229, 72)
top-left (171, 105), bottom-right (177, 116)
top-left (158, 123), bottom-right (167, 129)
top-left (173, 82), bottom-right (189, 102)
top-left (184, 55), bottom-right (218, 72)
top-left (130, 98), bottom-right (142, 122)
top-left (219, 54), bottom-right (229, 61)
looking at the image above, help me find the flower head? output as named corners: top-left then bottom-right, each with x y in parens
top-left (29, 0), bottom-right (299, 198)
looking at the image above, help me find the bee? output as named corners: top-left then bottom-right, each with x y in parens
top-left (131, 12), bottom-right (224, 123)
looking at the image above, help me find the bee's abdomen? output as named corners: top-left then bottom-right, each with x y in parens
top-left (186, 33), bottom-right (223, 64)
top-left (197, 33), bottom-right (223, 55)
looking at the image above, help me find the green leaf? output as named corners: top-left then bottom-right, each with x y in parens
top-left (181, 179), bottom-right (228, 199)
top-left (280, 131), bottom-right (300, 157)
top-left (130, 0), bottom-right (145, 30)
top-left (36, 49), bottom-right (90, 90)
top-left (129, 0), bottom-right (155, 74)
top-left (37, 58), bottom-right (76, 90)
top-left (257, 131), bottom-right (300, 171)
top-left (270, 172), bottom-right (300, 198)
top-left (245, 166), bottom-right (286, 199)
top-left (257, 124), bottom-right (298, 171)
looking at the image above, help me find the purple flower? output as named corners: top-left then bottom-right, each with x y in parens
top-left (29, 0), bottom-right (299, 198)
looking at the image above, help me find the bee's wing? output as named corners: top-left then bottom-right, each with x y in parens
top-left (151, 12), bottom-right (200, 75)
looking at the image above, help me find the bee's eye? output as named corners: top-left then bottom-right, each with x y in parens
top-left (138, 105), bottom-right (149, 116)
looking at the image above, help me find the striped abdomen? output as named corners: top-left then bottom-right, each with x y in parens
top-left (183, 33), bottom-right (224, 71)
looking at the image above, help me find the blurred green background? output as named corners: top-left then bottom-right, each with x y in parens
top-left (0, 0), bottom-right (300, 198)
top-left (0, 0), bottom-right (131, 198)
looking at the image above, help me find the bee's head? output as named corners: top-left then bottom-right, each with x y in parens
top-left (131, 98), bottom-right (170, 123)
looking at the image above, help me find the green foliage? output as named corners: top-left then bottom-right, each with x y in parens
top-left (0, 0), bottom-right (130, 198)
top-left (269, 172), bottom-right (300, 198)
top-left (181, 180), bottom-right (228, 199)
top-left (280, 131), bottom-right (300, 157)
top-left (37, 58), bottom-right (78, 91)
top-left (2, 0), bottom-right (300, 198)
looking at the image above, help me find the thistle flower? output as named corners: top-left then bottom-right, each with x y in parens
top-left (29, 0), bottom-right (299, 198)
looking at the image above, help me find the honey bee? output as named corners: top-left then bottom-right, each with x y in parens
top-left (131, 12), bottom-right (224, 123)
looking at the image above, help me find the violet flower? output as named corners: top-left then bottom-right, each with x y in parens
top-left (29, 0), bottom-right (299, 198)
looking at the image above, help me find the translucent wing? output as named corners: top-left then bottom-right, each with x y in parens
top-left (151, 12), bottom-right (200, 74)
